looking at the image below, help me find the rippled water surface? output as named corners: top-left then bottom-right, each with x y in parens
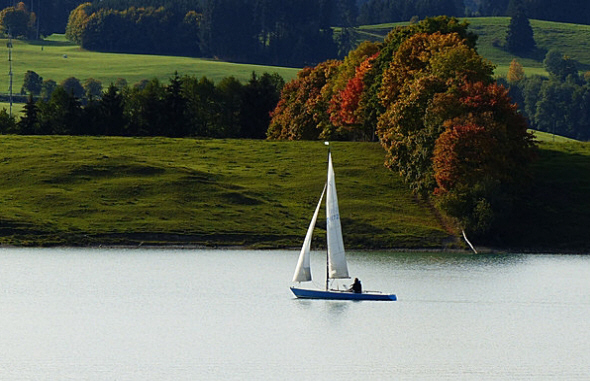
top-left (1, 248), bottom-right (589, 380)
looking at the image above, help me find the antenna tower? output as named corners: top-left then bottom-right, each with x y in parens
top-left (7, 30), bottom-right (12, 117)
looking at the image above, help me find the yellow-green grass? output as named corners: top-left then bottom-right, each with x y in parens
top-left (0, 134), bottom-right (588, 251)
top-left (0, 136), bottom-right (452, 248)
top-left (0, 34), bottom-right (300, 97)
top-left (354, 17), bottom-right (590, 78)
top-left (0, 102), bottom-right (24, 118)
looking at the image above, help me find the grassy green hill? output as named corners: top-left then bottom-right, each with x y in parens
top-left (0, 136), bottom-right (452, 249)
top-left (353, 17), bottom-right (590, 77)
top-left (0, 135), bottom-right (589, 252)
top-left (0, 34), bottom-right (300, 98)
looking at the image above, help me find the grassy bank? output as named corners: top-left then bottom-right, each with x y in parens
top-left (501, 132), bottom-right (590, 252)
top-left (1, 135), bottom-right (589, 252)
top-left (0, 136), bottom-right (452, 248)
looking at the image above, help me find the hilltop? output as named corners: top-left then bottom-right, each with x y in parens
top-left (352, 17), bottom-right (590, 76)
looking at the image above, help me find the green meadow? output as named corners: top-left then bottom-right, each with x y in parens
top-left (0, 135), bottom-right (589, 252)
top-left (0, 34), bottom-right (300, 97)
top-left (0, 137), bottom-right (451, 248)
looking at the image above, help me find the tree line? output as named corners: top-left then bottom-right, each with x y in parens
top-left (64, 0), bottom-right (351, 66)
top-left (357, 0), bottom-right (464, 25)
top-left (0, 71), bottom-right (284, 139)
top-left (267, 16), bottom-right (537, 242)
top-left (2, 0), bottom-right (590, 47)
top-left (504, 54), bottom-right (590, 140)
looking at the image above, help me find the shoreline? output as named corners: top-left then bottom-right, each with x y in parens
top-left (0, 242), bottom-right (587, 254)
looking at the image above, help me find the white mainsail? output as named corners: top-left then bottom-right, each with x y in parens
top-left (326, 152), bottom-right (349, 279)
top-left (292, 185), bottom-right (326, 282)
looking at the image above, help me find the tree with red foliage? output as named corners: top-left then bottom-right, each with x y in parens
top-left (267, 60), bottom-right (341, 140)
top-left (431, 82), bottom-right (536, 236)
top-left (328, 53), bottom-right (378, 140)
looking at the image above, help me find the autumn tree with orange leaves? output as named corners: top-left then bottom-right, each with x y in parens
top-left (268, 16), bottom-right (537, 239)
top-left (267, 60), bottom-right (341, 140)
top-left (431, 82), bottom-right (535, 235)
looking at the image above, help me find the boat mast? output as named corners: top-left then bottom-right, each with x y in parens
top-left (325, 141), bottom-right (330, 290)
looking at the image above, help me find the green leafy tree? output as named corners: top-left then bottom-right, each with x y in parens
top-left (41, 79), bottom-right (57, 100)
top-left (60, 77), bottom-right (85, 99)
top-left (38, 86), bottom-right (82, 135)
top-left (543, 50), bottom-right (579, 82)
top-left (215, 76), bottom-right (243, 138)
top-left (182, 75), bottom-right (221, 137)
top-left (84, 78), bottom-right (103, 100)
top-left (0, 2), bottom-right (35, 38)
top-left (22, 70), bottom-right (43, 95)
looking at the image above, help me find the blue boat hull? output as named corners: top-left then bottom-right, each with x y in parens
top-left (290, 287), bottom-right (396, 301)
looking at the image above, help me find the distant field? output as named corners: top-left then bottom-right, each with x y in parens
top-left (354, 17), bottom-right (590, 77)
top-left (0, 102), bottom-right (24, 117)
top-left (0, 34), bottom-right (300, 98)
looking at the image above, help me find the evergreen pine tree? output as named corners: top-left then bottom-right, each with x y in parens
top-left (506, 8), bottom-right (536, 53)
top-left (18, 94), bottom-right (39, 135)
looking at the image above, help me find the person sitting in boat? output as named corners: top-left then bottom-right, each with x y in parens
top-left (349, 278), bottom-right (362, 293)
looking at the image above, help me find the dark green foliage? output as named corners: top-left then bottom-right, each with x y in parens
top-left (22, 70), bottom-right (43, 95)
top-left (0, 107), bottom-right (16, 133)
top-left (38, 86), bottom-right (82, 135)
top-left (61, 0), bottom-right (340, 66)
top-left (240, 73), bottom-right (284, 139)
top-left (84, 78), bottom-right (103, 100)
top-left (358, 0), bottom-right (463, 25)
top-left (543, 50), bottom-right (579, 81)
top-left (479, 0), bottom-right (590, 25)
top-left (7, 71), bottom-right (285, 138)
top-left (511, 72), bottom-right (590, 141)
top-left (97, 84), bottom-right (127, 135)
top-left (18, 94), bottom-right (40, 134)
top-left (506, 8), bottom-right (536, 53)
top-left (41, 79), bottom-right (57, 101)
top-left (60, 77), bottom-right (85, 99)
top-left (0, 2), bottom-right (36, 38)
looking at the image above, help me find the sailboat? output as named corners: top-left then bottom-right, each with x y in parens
top-left (290, 145), bottom-right (397, 301)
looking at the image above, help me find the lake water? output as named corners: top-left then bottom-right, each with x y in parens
top-left (0, 248), bottom-right (589, 380)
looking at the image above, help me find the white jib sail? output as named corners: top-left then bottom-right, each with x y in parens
top-left (292, 185), bottom-right (326, 282)
top-left (326, 152), bottom-right (350, 279)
